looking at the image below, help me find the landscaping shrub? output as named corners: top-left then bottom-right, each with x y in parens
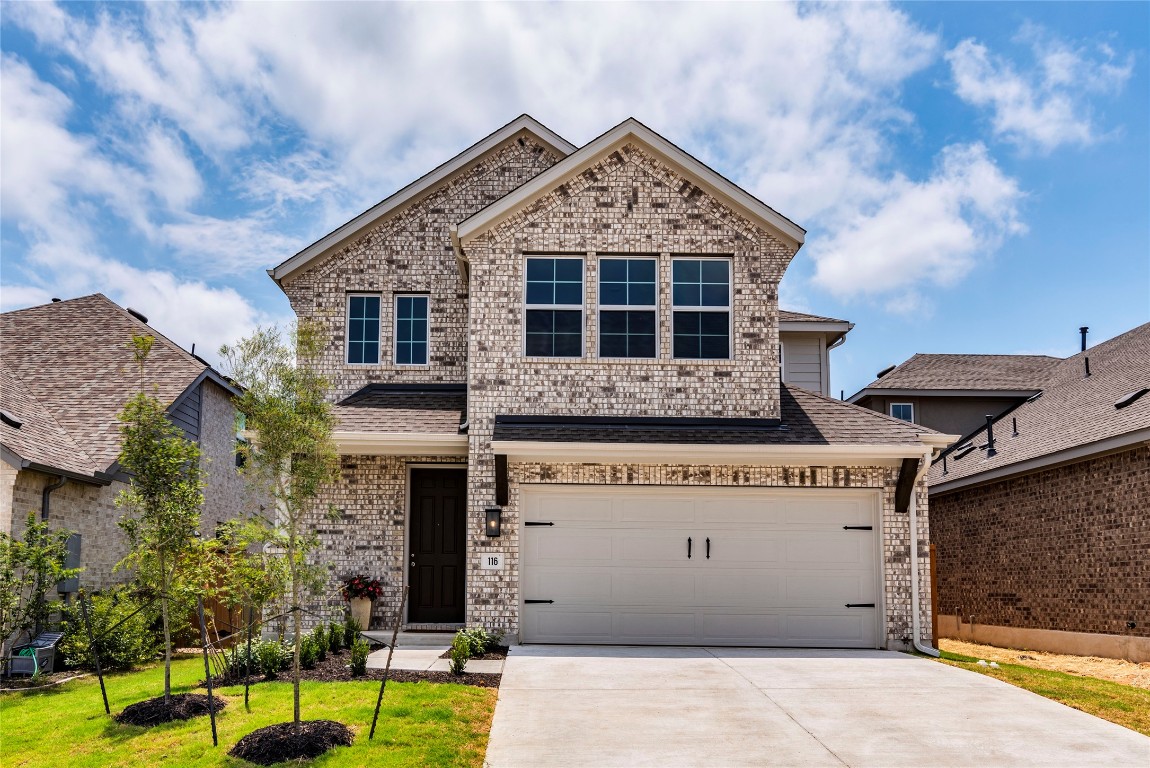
top-left (349, 638), bottom-right (369, 677)
top-left (257, 639), bottom-right (290, 678)
top-left (300, 636), bottom-right (318, 670)
top-left (460, 626), bottom-right (504, 657)
top-left (311, 625), bottom-right (327, 662)
top-left (58, 587), bottom-right (160, 670)
top-left (327, 621), bottom-right (344, 654)
top-left (449, 631), bottom-right (470, 675)
top-left (344, 615), bottom-right (362, 649)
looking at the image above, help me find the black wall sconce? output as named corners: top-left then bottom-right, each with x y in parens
top-left (485, 507), bottom-right (502, 537)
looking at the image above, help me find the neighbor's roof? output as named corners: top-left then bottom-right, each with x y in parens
top-left (455, 117), bottom-right (806, 252)
top-left (930, 323), bottom-right (1150, 492)
top-left (778, 310), bottom-right (850, 325)
top-left (0, 294), bottom-right (233, 481)
top-left (849, 353), bottom-right (1061, 399)
top-left (270, 115), bottom-right (576, 284)
top-left (333, 384), bottom-right (466, 435)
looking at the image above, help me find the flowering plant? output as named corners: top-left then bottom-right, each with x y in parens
top-left (341, 575), bottom-right (383, 601)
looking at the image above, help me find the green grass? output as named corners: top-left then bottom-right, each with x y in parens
top-left (937, 650), bottom-right (1150, 736)
top-left (0, 657), bottom-right (496, 767)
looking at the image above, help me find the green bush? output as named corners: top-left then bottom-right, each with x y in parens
top-left (327, 621), bottom-right (344, 654)
top-left (300, 636), bottom-right (319, 669)
top-left (311, 625), bottom-right (327, 662)
top-left (344, 615), bottom-right (362, 648)
top-left (449, 631), bottom-right (470, 675)
top-left (349, 638), bottom-right (369, 677)
top-left (459, 626), bottom-right (504, 658)
top-left (257, 639), bottom-right (289, 678)
top-left (58, 588), bottom-right (160, 671)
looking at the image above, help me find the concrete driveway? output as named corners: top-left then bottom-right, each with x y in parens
top-left (485, 646), bottom-right (1149, 767)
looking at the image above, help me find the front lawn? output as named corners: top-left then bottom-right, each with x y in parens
top-left (937, 650), bottom-right (1150, 736)
top-left (0, 657), bottom-right (496, 767)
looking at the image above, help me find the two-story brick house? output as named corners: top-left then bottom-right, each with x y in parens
top-left (270, 116), bottom-right (956, 650)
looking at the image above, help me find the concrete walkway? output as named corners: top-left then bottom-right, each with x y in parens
top-left (365, 645), bottom-right (505, 674)
top-left (485, 646), bottom-right (1149, 768)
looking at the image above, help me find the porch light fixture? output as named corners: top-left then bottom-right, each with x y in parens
top-left (485, 507), bottom-right (502, 537)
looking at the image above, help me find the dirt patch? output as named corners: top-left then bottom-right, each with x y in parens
top-left (939, 639), bottom-right (1150, 689)
top-left (210, 648), bottom-right (500, 688)
top-left (115, 693), bottom-right (227, 726)
top-left (438, 645), bottom-right (509, 661)
top-left (229, 720), bottom-right (353, 766)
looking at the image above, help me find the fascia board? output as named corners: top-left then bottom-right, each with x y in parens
top-left (929, 427), bottom-right (1150, 495)
top-left (489, 440), bottom-right (943, 466)
top-left (456, 119), bottom-right (806, 251)
top-left (847, 388), bottom-right (1039, 403)
top-left (271, 116), bottom-right (576, 283)
top-left (779, 321), bottom-right (854, 334)
top-left (333, 431), bottom-right (468, 457)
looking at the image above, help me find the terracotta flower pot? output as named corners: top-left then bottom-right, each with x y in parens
top-left (349, 597), bottom-right (372, 630)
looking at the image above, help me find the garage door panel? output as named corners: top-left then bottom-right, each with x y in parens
top-left (696, 571), bottom-right (782, 605)
top-left (620, 498), bottom-right (695, 523)
top-left (616, 611), bottom-right (697, 643)
top-left (525, 531), bottom-right (614, 564)
top-left (699, 612), bottom-right (784, 644)
top-left (701, 533), bottom-right (781, 565)
top-left (524, 569), bottom-right (613, 602)
top-left (697, 498), bottom-right (783, 525)
top-left (618, 531), bottom-right (694, 563)
top-left (616, 570), bottom-right (697, 604)
top-left (787, 613), bottom-right (875, 645)
top-left (785, 574), bottom-right (874, 607)
top-left (533, 609), bottom-right (614, 642)
top-left (783, 498), bottom-right (869, 527)
top-left (785, 535), bottom-right (872, 566)
top-left (534, 495), bottom-right (614, 522)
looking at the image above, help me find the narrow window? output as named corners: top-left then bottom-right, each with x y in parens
top-left (525, 256), bottom-right (584, 357)
top-left (599, 257), bottom-right (657, 358)
top-left (890, 403), bottom-right (914, 422)
top-left (672, 258), bottom-right (731, 359)
top-left (395, 295), bottom-right (429, 365)
top-left (347, 294), bottom-right (381, 364)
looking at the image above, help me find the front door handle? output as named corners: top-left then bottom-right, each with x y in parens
top-left (706, 537), bottom-right (710, 559)
top-left (687, 537), bottom-right (692, 559)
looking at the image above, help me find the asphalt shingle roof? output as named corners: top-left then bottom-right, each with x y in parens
top-left (930, 323), bottom-right (1150, 487)
top-left (1, 294), bottom-right (210, 477)
top-left (334, 385), bottom-right (466, 435)
top-left (493, 384), bottom-right (931, 445)
top-left (861, 353), bottom-right (1061, 391)
top-left (778, 310), bottom-right (850, 324)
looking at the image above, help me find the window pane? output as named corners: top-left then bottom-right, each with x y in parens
top-left (348, 344), bottom-right (364, 365)
top-left (526, 310), bottom-right (553, 333)
top-left (553, 309), bottom-right (582, 334)
top-left (526, 258), bottom-right (554, 282)
top-left (350, 296), bottom-right (364, 317)
top-left (629, 259), bottom-right (656, 283)
top-left (629, 332), bottom-right (656, 358)
top-left (554, 281), bottom-right (583, 305)
top-left (410, 342), bottom-right (428, 365)
top-left (600, 311), bottom-right (628, 335)
top-left (525, 333), bottom-right (553, 356)
top-left (674, 311), bottom-right (700, 334)
top-left (525, 281), bottom-right (555, 305)
top-left (629, 311), bottom-right (656, 334)
top-left (673, 333), bottom-right (699, 358)
top-left (701, 283), bottom-right (729, 307)
top-left (699, 334), bottom-right (729, 359)
top-left (674, 310), bottom-right (729, 359)
top-left (396, 344), bottom-right (411, 365)
top-left (701, 260), bottom-right (729, 283)
top-left (599, 259), bottom-right (627, 283)
top-left (347, 296), bottom-right (380, 364)
top-left (554, 258), bottom-right (583, 282)
top-left (600, 333), bottom-right (628, 358)
top-left (363, 319), bottom-right (379, 343)
top-left (673, 259), bottom-right (699, 283)
top-left (600, 282), bottom-right (627, 305)
top-left (700, 312), bottom-right (728, 334)
top-left (630, 282), bottom-right (657, 306)
top-left (553, 333), bottom-right (583, 356)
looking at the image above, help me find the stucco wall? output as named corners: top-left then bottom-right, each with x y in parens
top-left (931, 445), bottom-right (1149, 639)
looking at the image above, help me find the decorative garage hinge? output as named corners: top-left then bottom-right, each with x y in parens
top-left (525, 599), bottom-right (554, 604)
top-left (842, 525), bottom-right (873, 530)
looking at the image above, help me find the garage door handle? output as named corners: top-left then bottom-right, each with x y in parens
top-left (843, 525), bottom-right (873, 530)
top-left (525, 600), bottom-right (554, 604)
top-left (845, 603), bottom-right (875, 608)
top-left (687, 537), bottom-right (692, 559)
top-left (706, 537), bottom-right (710, 559)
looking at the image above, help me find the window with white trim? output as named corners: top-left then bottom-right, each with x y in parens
top-left (346, 294), bottom-right (381, 364)
top-left (672, 258), bottom-right (731, 359)
top-left (890, 403), bottom-right (914, 422)
top-left (394, 295), bottom-right (429, 365)
top-left (598, 257), bottom-right (657, 358)
top-left (525, 256), bottom-right (584, 357)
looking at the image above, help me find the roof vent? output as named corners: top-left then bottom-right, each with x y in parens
top-left (0, 410), bottom-right (22, 429)
top-left (953, 444), bottom-right (976, 459)
top-left (1079, 326), bottom-right (1089, 352)
top-left (1025, 391), bottom-right (1043, 403)
top-left (1084, 357), bottom-right (1091, 377)
top-left (984, 415), bottom-right (997, 458)
top-left (876, 364), bottom-right (896, 379)
top-left (126, 307), bottom-right (149, 324)
top-left (51, 298), bottom-right (61, 303)
top-left (1115, 388), bottom-right (1149, 409)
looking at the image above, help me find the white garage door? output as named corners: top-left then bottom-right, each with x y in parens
top-left (520, 486), bottom-right (881, 647)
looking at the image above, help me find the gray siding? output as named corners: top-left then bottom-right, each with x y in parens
top-left (781, 333), bottom-right (826, 395)
top-left (169, 383), bottom-right (201, 442)
top-left (864, 394), bottom-right (1025, 437)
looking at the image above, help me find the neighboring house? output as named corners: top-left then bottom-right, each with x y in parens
top-left (926, 324), bottom-right (1150, 662)
top-left (848, 353), bottom-right (1061, 437)
top-left (0, 294), bottom-right (252, 591)
top-left (269, 115), bottom-right (956, 649)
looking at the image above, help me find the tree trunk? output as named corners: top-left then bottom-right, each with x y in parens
top-left (289, 533), bottom-right (301, 728)
top-left (161, 553), bottom-right (172, 705)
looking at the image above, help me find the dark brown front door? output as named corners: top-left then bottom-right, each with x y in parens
top-left (408, 468), bottom-right (467, 623)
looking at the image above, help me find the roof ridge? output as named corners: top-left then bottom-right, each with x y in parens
top-left (86, 293), bottom-right (210, 373)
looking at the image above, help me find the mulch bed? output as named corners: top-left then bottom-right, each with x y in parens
top-left (209, 648), bottom-right (500, 689)
top-left (229, 720), bottom-right (353, 766)
top-left (0, 671), bottom-right (89, 691)
top-left (115, 693), bottom-right (227, 726)
top-left (438, 645), bottom-right (509, 661)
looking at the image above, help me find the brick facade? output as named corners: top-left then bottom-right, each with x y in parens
top-left (931, 445), bottom-right (1149, 638)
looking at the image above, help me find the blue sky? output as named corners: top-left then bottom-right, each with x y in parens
top-left (2, 1), bottom-right (1146, 399)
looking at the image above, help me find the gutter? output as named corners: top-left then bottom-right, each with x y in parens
top-left (909, 447), bottom-right (940, 657)
top-left (41, 475), bottom-right (66, 521)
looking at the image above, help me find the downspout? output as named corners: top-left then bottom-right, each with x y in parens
top-left (909, 448), bottom-right (939, 657)
top-left (451, 225), bottom-right (471, 434)
top-left (41, 475), bottom-right (66, 521)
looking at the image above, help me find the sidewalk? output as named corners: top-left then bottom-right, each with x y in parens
top-left (365, 646), bottom-right (505, 674)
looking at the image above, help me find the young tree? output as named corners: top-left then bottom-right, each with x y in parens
top-left (0, 512), bottom-right (78, 670)
top-left (116, 335), bottom-right (207, 705)
top-left (220, 321), bottom-right (338, 728)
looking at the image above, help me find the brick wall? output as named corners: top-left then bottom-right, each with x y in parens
top-left (931, 445), bottom-right (1149, 638)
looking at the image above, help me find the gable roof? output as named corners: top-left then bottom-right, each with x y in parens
top-left (929, 323), bottom-right (1150, 492)
top-left (778, 310), bottom-right (849, 325)
top-left (1, 294), bottom-right (237, 481)
top-left (454, 117), bottom-right (806, 252)
top-left (849, 353), bottom-right (1061, 400)
top-left (270, 115), bottom-right (577, 284)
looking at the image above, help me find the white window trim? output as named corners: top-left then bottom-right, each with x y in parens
top-left (597, 256), bottom-right (659, 359)
top-left (670, 256), bottom-right (734, 361)
top-left (345, 292), bottom-right (382, 366)
top-left (890, 402), bottom-right (915, 423)
top-left (522, 255), bottom-right (586, 358)
top-left (393, 293), bottom-right (431, 367)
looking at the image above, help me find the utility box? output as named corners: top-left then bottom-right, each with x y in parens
top-left (8, 632), bottom-right (65, 676)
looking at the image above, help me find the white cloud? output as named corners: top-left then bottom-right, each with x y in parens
top-left (947, 25), bottom-right (1133, 152)
top-left (810, 143), bottom-right (1025, 301)
top-left (159, 214), bottom-right (304, 275)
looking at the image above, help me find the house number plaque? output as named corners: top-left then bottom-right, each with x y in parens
top-left (480, 553), bottom-right (504, 570)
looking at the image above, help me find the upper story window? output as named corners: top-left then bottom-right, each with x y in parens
top-left (346, 294), bottom-right (381, 365)
top-left (395, 295), bottom-right (430, 365)
top-left (890, 403), bottom-right (914, 422)
top-left (599, 257), bottom-right (657, 358)
top-left (672, 258), bottom-right (731, 359)
top-left (525, 256), bottom-right (584, 357)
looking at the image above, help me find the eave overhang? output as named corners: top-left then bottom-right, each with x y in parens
top-left (847, 388), bottom-right (1041, 404)
top-left (333, 431), bottom-right (468, 457)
